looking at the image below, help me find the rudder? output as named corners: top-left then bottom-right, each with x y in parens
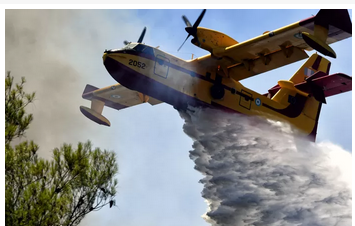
top-left (290, 54), bottom-right (330, 139)
top-left (270, 54), bottom-right (332, 141)
top-left (289, 53), bottom-right (331, 84)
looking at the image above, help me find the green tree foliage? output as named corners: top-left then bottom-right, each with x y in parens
top-left (5, 72), bottom-right (118, 226)
top-left (5, 72), bottom-right (35, 144)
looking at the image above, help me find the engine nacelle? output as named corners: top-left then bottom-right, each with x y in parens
top-left (192, 27), bottom-right (238, 53)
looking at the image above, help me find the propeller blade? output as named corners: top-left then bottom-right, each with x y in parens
top-left (178, 9), bottom-right (206, 50)
top-left (137, 27), bottom-right (147, 43)
top-left (182, 15), bottom-right (192, 27)
top-left (178, 34), bottom-right (191, 51)
top-left (193, 9), bottom-right (206, 28)
top-left (123, 40), bottom-right (130, 45)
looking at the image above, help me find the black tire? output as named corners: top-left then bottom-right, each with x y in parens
top-left (210, 85), bottom-right (225, 99)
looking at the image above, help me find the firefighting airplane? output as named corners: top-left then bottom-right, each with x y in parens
top-left (80, 9), bottom-right (352, 141)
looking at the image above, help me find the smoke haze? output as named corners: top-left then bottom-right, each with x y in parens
top-left (5, 9), bottom-right (145, 157)
top-left (5, 9), bottom-right (207, 226)
top-left (180, 107), bottom-right (351, 226)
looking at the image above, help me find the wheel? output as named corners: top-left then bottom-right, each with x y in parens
top-left (210, 85), bottom-right (225, 100)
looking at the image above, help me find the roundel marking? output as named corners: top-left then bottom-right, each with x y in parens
top-left (111, 94), bottom-right (121, 99)
top-left (255, 98), bottom-right (261, 106)
top-left (294, 32), bottom-right (303, 39)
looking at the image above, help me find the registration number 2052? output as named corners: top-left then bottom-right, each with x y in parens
top-left (129, 59), bottom-right (146, 69)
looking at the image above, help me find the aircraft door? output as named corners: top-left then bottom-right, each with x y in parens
top-left (239, 90), bottom-right (252, 110)
top-left (154, 55), bottom-right (170, 78)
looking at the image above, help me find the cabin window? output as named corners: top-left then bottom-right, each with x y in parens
top-left (157, 58), bottom-right (164, 65)
top-left (142, 47), bottom-right (154, 56)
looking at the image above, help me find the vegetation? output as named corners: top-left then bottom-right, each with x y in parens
top-left (5, 72), bottom-right (118, 226)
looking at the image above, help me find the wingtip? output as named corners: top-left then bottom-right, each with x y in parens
top-left (83, 84), bottom-right (99, 95)
top-left (80, 106), bottom-right (111, 127)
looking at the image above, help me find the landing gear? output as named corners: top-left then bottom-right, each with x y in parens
top-left (210, 84), bottom-right (225, 100)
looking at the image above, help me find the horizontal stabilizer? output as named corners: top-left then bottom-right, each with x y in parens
top-left (303, 72), bottom-right (352, 98)
top-left (268, 72), bottom-right (352, 103)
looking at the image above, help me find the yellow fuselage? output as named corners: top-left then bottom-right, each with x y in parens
top-left (103, 46), bottom-right (316, 136)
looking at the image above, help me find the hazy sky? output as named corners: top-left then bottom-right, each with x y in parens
top-left (4, 9), bottom-right (352, 226)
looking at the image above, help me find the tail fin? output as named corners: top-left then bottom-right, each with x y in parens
top-left (271, 53), bottom-right (331, 105)
top-left (268, 54), bottom-right (352, 141)
top-left (289, 53), bottom-right (331, 84)
top-left (268, 54), bottom-right (331, 98)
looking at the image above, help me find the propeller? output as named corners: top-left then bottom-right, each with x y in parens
top-left (123, 27), bottom-right (147, 45)
top-left (178, 9), bottom-right (206, 51)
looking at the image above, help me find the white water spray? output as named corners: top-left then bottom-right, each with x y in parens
top-left (180, 107), bottom-right (351, 226)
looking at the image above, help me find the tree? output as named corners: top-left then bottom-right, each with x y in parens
top-left (5, 72), bottom-right (118, 226)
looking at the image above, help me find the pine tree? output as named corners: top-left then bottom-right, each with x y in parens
top-left (5, 72), bottom-right (118, 226)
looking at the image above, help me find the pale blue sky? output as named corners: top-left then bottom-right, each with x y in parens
top-left (5, 8), bottom-right (352, 226)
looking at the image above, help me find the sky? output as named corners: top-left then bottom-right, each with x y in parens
top-left (4, 8), bottom-right (352, 226)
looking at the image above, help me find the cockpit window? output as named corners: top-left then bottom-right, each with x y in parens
top-left (122, 43), bottom-right (137, 50)
top-left (133, 44), bottom-right (154, 56)
top-left (133, 44), bottom-right (146, 52)
top-left (106, 43), bottom-right (155, 56)
top-left (106, 43), bottom-right (136, 53)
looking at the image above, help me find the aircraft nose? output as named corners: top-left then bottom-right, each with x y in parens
top-left (103, 49), bottom-right (125, 62)
top-left (102, 52), bottom-right (108, 62)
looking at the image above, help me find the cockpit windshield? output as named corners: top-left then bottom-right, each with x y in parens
top-left (106, 43), bottom-right (154, 56)
top-left (122, 43), bottom-right (137, 50)
top-left (133, 44), bottom-right (146, 52)
top-left (133, 44), bottom-right (155, 56)
top-left (106, 43), bottom-right (137, 53)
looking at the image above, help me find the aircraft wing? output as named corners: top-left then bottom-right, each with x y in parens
top-left (193, 9), bottom-right (352, 81)
top-left (80, 84), bottom-right (161, 126)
